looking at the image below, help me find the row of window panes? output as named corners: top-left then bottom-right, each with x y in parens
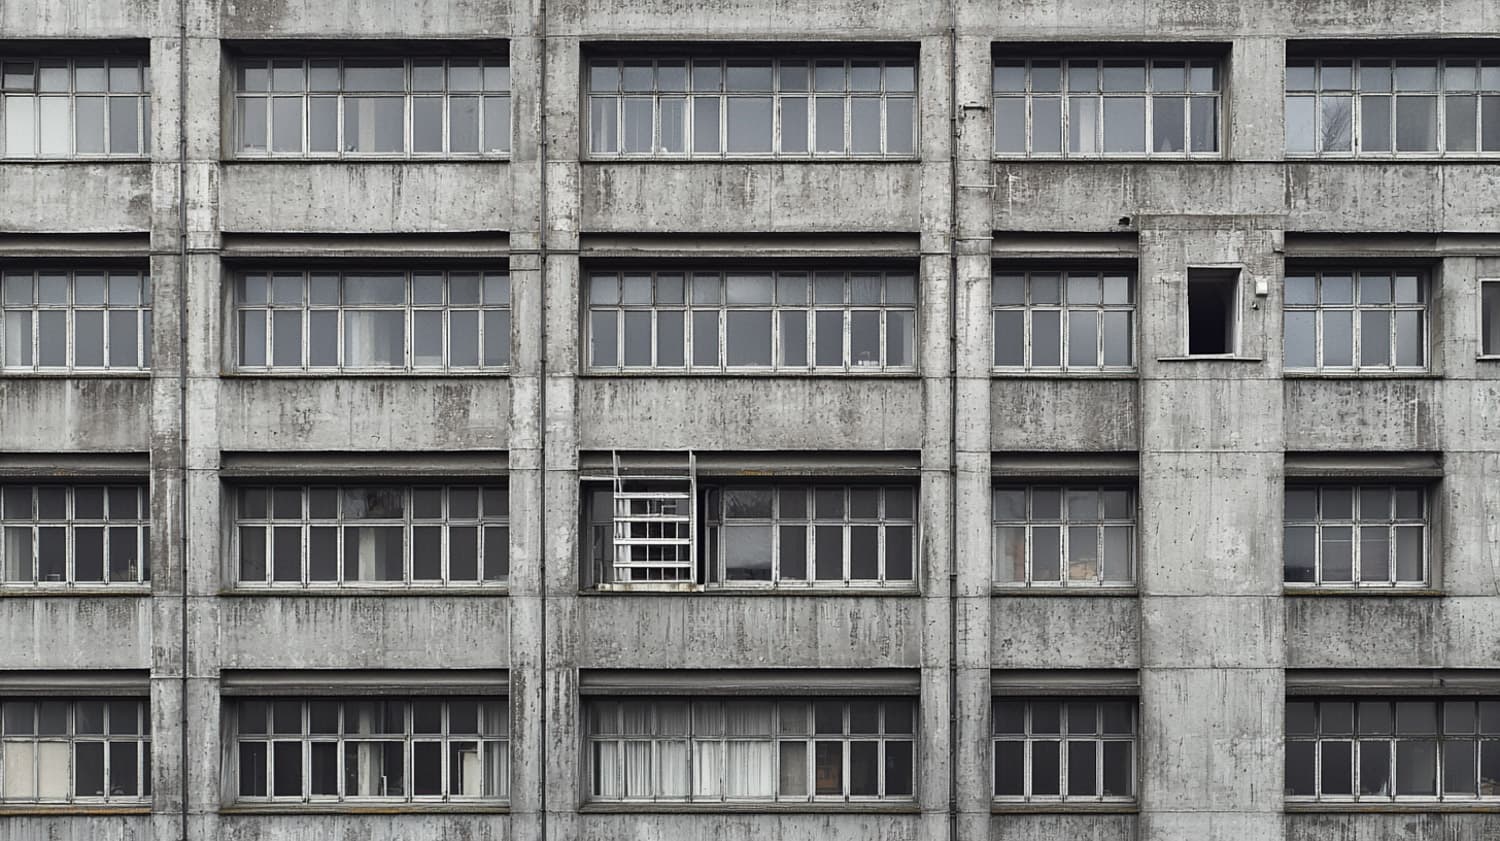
top-left (234, 486), bottom-right (509, 586)
top-left (0, 59), bottom-right (149, 157)
top-left (0, 699), bottom-right (150, 802)
top-left (1, 271), bottom-right (152, 371)
top-left (0, 486), bottom-right (149, 585)
top-left (588, 270), bottom-right (916, 372)
top-left (992, 487), bottom-right (1134, 586)
top-left (235, 59), bottom-right (509, 156)
top-left (1283, 271), bottom-right (1426, 371)
top-left (707, 485), bottom-right (916, 585)
top-left (588, 58), bottom-right (915, 157)
top-left (1283, 485), bottom-right (1426, 587)
top-left (587, 698), bottom-right (914, 802)
top-left (1286, 59), bottom-right (1500, 155)
top-left (992, 271), bottom-right (1134, 370)
top-left (993, 59), bottom-right (1220, 156)
top-left (235, 271), bottom-right (510, 371)
top-left (1286, 699), bottom-right (1500, 800)
top-left (992, 698), bottom-right (1135, 800)
top-left (235, 699), bottom-right (508, 802)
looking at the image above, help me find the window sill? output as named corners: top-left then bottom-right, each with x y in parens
top-left (991, 587), bottom-right (1137, 597)
top-left (579, 370), bottom-right (921, 380)
top-left (1155, 355), bottom-right (1263, 363)
top-left (581, 157), bottom-right (921, 165)
top-left (1282, 371), bottom-right (1441, 380)
top-left (579, 801), bottom-right (920, 815)
top-left (220, 802), bottom-right (509, 816)
top-left (990, 370), bottom-right (1137, 380)
top-left (581, 586), bottom-right (920, 597)
top-left (220, 586), bottom-right (509, 597)
top-left (0, 158), bottom-right (151, 165)
top-left (990, 802), bottom-right (1139, 814)
top-left (1284, 801), bottom-right (1500, 814)
top-left (1283, 156), bottom-right (1500, 165)
top-left (220, 370), bottom-right (510, 380)
top-left (223, 157), bottom-right (512, 165)
top-left (0, 587), bottom-right (151, 598)
top-left (1475, 356), bottom-right (1500, 362)
top-left (0, 805), bottom-right (152, 816)
top-left (992, 157), bottom-right (1224, 164)
top-left (0, 371), bottom-right (152, 379)
top-left (1283, 587), bottom-right (1442, 597)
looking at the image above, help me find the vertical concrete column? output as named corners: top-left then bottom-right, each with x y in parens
top-left (1136, 223), bottom-right (1286, 841)
top-left (540, 29), bottom-right (583, 841)
top-left (1228, 38), bottom-right (1287, 161)
top-left (507, 11), bottom-right (546, 841)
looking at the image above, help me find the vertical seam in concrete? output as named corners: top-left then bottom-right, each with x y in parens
top-left (536, 3), bottom-right (550, 838)
top-left (176, 1), bottom-right (190, 838)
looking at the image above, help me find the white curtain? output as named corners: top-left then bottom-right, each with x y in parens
top-left (2, 742), bottom-right (35, 798)
top-left (3, 526), bottom-right (32, 581)
top-left (692, 740), bottom-right (721, 798)
top-left (592, 741), bottom-right (619, 798)
top-left (724, 702), bottom-right (775, 797)
top-left (623, 742), bottom-right (652, 797)
top-left (657, 741), bottom-right (688, 797)
top-left (36, 742), bottom-right (67, 799)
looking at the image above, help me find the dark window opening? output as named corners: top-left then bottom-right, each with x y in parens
top-left (1187, 269), bottom-right (1238, 355)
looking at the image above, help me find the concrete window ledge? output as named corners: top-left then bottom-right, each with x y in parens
top-left (991, 587), bottom-right (1139, 597)
top-left (1154, 355), bottom-right (1264, 363)
top-left (990, 803), bottom-right (1139, 815)
top-left (1283, 588), bottom-right (1444, 597)
top-left (0, 373), bottom-right (153, 380)
top-left (577, 371), bottom-right (923, 381)
top-left (1284, 802), bottom-right (1500, 814)
top-left (579, 802), bottom-right (921, 815)
top-left (989, 372), bottom-right (1140, 380)
top-left (577, 587), bottom-right (921, 598)
top-left (218, 371), bottom-right (511, 380)
top-left (219, 803), bottom-right (509, 816)
top-left (0, 588), bottom-right (152, 598)
top-left (218, 588), bottom-right (510, 598)
top-left (580, 159), bottom-right (922, 166)
top-left (1281, 372), bottom-right (1445, 380)
top-left (0, 806), bottom-right (152, 816)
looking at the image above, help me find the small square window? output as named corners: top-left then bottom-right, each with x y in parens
top-left (1186, 269), bottom-right (1240, 356)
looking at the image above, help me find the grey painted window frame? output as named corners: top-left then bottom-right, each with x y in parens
top-left (0, 57), bottom-right (150, 158)
top-left (991, 269), bottom-right (1136, 372)
top-left (1, 270), bottom-right (152, 373)
top-left (1282, 269), bottom-right (1428, 372)
top-left (0, 698), bottom-right (151, 803)
top-left (991, 697), bottom-right (1137, 803)
top-left (991, 485), bottom-right (1135, 588)
top-left (0, 485), bottom-right (150, 587)
top-left (1283, 483), bottom-right (1429, 589)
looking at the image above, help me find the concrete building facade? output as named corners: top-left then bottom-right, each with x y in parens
top-left (1, 0), bottom-right (1499, 840)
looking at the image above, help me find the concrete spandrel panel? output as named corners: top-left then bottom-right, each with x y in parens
top-left (219, 596), bottom-right (509, 670)
top-left (990, 596), bottom-right (1140, 669)
top-left (1140, 811), bottom-right (1284, 841)
top-left (1445, 381), bottom-right (1500, 452)
top-left (1142, 377), bottom-right (1282, 453)
top-left (219, 163), bottom-right (513, 233)
top-left (578, 813), bottom-right (920, 841)
top-left (1138, 452), bottom-right (1281, 596)
top-left (1141, 596), bottom-right (1281, 669)
top-left (576, 377), bottom-right (922, 451)
top-left (219, 814), bottom-right (508, 841)
top-left (991, 163), bottom-right (1282, 232)
top-left (1283, 378), bottom-right (1442, 452)
top-left (990, 378), bottom-right (1139, 452)
top-left (990, 813), bottom-right (1136, 841)
top-left (217, 378), bottom-right (510, 451)
top-left (1138, 668), bottom-right (1283, 813)
top-left (0, 378), bottom-right (152, 451)
top-left (0, 164), bottom-right (151, 233)
top-left (558, 0), bottom-right (936, 36)
top-left (1285, 596), bottom-right (1500, 670)
top-left (2, 816), bottom-right (153, 841)
top-left (580, 163), bottom-right (921, 233)
top-left (0, 597), bottom-right (150, 670)
top-left (1286, 812), bottom-right (1500, 841)
top-left (0, 0), bottom-right (160, 36)
top-left (222, 0), bottom-right (514, 36)
top-left (575, 595), bottom-right (920, 670)
top-left (1285, 164), bottom-right (1447, 233)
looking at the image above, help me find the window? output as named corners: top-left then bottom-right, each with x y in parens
top-left (233, 485), bottom-right (508, 587)
top-left (233, 58), bottom-right (510, 157)
top-left (992, 486), bottom-right (1134, 587)
top-left (232, 698), bottom-right (508, 802)
top-left (1186, 269), bottom-right (1239, 355)
top-left (587, 269), bottom-right (916, 372)
top-left (2, 270), bottom-right (152, 372)
top-left (992, 270), bottom-right (1134, 370)
top-left (233, 270), bottom-right (510, 372)
top-left (1, 485), bottom-right (149, 586)
top-left (0, 58), bottom-right (149, 157)
top-left (1283, 485), bottom-right (1427, 588)
top-left (1286, 698), bottom-right (1500, 800)
top-left (586, 697), bottom-right (915, 802)
top-left (992, 698), bottom-right (1135, 802)
top-left (1286, 58), bottom-right (1500, 156)
top-left (586, 481), bottom-right (918, 588)
top-left (0, 699), bottom-right (150, 802)
top-left (993, 58), bottom-right (1220, 156)
top-left (1284, 271), bottom-right (1426, 371)
top-left (1480, 279), bottom-right (1499, 356)
top-left (586, 56), bottom-right (915, 158)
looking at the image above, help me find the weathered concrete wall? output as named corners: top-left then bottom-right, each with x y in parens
top-left (0, 597), bottom-right (151, 670)
top-left (2, 816), bottom-right (154, 841)
top-left (0, 165), bottom-right (152, 233)
top-left (0, 379), bottom-right (152, 451)
top-left (217, 814), bottom-right (509, 840)
top-left (990, 597), bottom-right (1140, 669)
top-left (576, 813), bottom-right (921, 841)
top-left (219, 164), bottom-right (515, 233)
top-left (990, 380), bottom-right (1139, 451)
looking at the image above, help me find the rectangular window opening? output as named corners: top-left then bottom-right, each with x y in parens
top-left (1186, 269), bottom-right (1239, 356)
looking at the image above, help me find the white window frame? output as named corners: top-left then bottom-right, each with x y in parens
top-left (586, 56), bottom-right (917, 159)
top-left (991, 697), bottom-right (1137, 803)
top-left (1283, 270), bottom-right (1428, 372)
top-left (231, 698), bottom-right (509, 804)
top-left (1479, 278), bottom-right (1499, 358)
top-left (992, 57), bottom-right (1222, 158)
top-left (231, 485), bottom-right (509, 589)
top-left (232, 57), bottom-right (511, 159)
top-left (706, 484), bottom-right (918, 588)
top-left (232, 270), bottom-right (511, 373)
top-left (586, 697), bottom-right (917, 804)
top-left (1283, 484), bottom-right (1429, 589)
top-left (0, 485), bottom-right (150, 587)
top-left (1, 270), bottom-right (152, 373)
top-left (991, 485), bottom-right (1135, 588)
top-left (587, 269), bottom-right (918, 373)
top-left (0, 57), bottom-right (150, 158)
top-left (0, 698), bottom-right (151, 803)
top-left (1285, 698), bottom-right (1500, 802)
top-left (1285, 58), bottom-right (1500, 158)
top-left (991, 269), bottom-right (1135, 372)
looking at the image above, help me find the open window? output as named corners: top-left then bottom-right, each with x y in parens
top-left (1482, 279), bottom-right (1499, 357)
top-left (1186, 268), bottom-right (1240, 356)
